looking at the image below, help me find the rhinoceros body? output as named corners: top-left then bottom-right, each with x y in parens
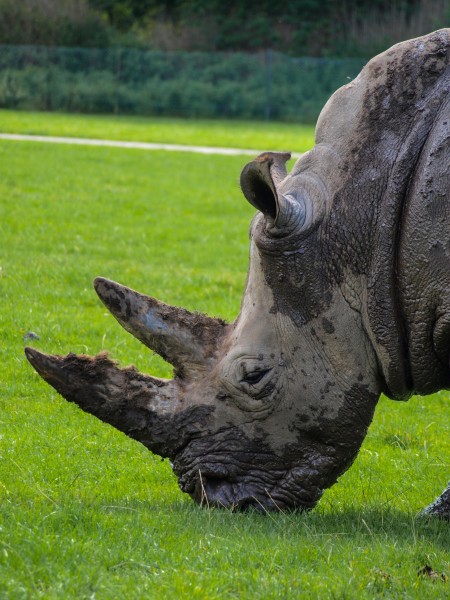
top-left (26, 29), bottom-right (450, 516)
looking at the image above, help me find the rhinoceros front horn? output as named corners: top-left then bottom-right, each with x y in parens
top-left (93, 277), bottom-right (228, 379)
top-left (24, 346), bottom-right (188, 458)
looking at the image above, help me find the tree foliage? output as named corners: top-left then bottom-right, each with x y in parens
top-left (84, 0), bottom-right (449, 56)
top-left (0, 0), bottom-right (448, 56)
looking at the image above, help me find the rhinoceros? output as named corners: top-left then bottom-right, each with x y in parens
top-left (25, 29), bottom-right (450, 516)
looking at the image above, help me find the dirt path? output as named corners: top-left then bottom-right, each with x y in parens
top-left (0, 133), bottom-right (302, 158)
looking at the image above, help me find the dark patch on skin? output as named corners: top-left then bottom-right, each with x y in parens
top-left (322, 380), bottom-right (335, 395)
top-left (294, 383), bottom-right (378, 467)
top-left (322, 317), bottom-right (335, 334)
top-left (251, 213), bottom-right (333, 328)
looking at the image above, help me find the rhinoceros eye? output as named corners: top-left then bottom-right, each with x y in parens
top-left (241, 368), bottom-right (271, 386)
top-left (220, 357), bottom-right (280, 417)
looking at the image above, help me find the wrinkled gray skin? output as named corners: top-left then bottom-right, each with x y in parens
top-left (26, 30), bottom-right (450, 516)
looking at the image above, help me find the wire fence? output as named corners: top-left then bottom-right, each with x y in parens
top-left (0, 45), bottom-right (366, 122)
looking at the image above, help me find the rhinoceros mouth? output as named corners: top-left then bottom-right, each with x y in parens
top-left (174, 445), bottom-right (323, 512)
top-left (189, 471), bottom-right (322, 512)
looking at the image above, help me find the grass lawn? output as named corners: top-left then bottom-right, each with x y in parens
top-left (0, 116), bottom-right (449, 598)
top-left (0, 109), bottom-right (315, 153)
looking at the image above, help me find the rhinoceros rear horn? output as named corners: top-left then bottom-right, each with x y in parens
top-left (94, 277), bottom-right (227, 378)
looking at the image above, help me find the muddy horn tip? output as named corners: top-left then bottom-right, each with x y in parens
top-left (93, 276), bottom-right (131, 301)
top-left (24, 345), bottom-right (39, 363)
top-left (93, 276), bottom-right (114, 293)
top-left (24, 346), bottom-right (55, 378)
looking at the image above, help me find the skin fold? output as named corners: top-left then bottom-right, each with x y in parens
top-left (26, 29), bottom-right (450, 515)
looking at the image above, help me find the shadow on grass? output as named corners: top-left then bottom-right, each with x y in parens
top-left (96, 495), bottom-right (450, 549)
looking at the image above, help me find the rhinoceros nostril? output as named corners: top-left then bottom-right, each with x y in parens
top-left (197, 469), bottom-right (229, 495)
top-left (237, 498), bottom-right (262, 512)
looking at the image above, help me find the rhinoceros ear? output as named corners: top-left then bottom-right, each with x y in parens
top-left (240, 152), bottom-right (291, 220)
top-left (240, 152), bottom-right (307, 236)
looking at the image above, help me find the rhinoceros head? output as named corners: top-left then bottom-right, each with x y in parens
top-left (26, 29), bottom-right (450, 511)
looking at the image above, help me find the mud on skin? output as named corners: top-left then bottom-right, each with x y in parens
top-left (26, 29), bottom-right (450, 517)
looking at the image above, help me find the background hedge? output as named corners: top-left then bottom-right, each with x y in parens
top-left (0, 46), bottom-right (365, 122)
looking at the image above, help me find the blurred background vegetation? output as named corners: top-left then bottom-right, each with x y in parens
top-left (0, 1), bottom-right (448, 122)
top-left (0, 0), bottom-right (448, 56)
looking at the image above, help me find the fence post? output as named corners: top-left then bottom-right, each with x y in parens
top-left (264, 48), bottom-right (272, 121)
top-left (115, 47), bottom-right (122, 115)
top-left (45, 46), bottom-right (52, 111)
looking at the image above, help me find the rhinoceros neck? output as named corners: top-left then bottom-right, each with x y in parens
top-left (319, 31), bottom-right (450, 400)
top-left (397, 94), bottom-right (450, 396)
top-left (362, 109), bottom-right (436, 400)
top-left (365, 73), bottom-right (450, 400)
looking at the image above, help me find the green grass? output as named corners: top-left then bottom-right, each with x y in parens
top-left (0, 121), bottom-right (449, 598)
top-left (0, 109), bottom-right (315, 153)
